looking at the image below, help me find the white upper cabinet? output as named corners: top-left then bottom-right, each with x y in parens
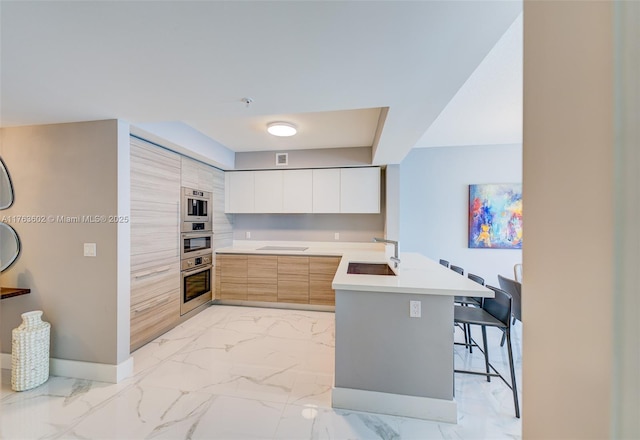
top-left (283, 170), bottom-right (313, 213)
top-left (225, 167), bottom-right (379, 214)
top-left (312, 168), bottom-right (341, 213)
top-left (254, 170), bottom-right (283, 213)
top-left (226, 171), bottom-right (255, 213)
top-left (340, 167), bottom-right (380, 213)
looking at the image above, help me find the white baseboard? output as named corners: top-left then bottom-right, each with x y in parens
top-left (1, 353), bottom-right (134, 384)
top-left (214, 299), bottom-right (335, 312)
top-left (332, 386), bottom-right (458, 424)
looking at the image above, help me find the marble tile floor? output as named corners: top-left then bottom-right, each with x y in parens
top-left (1, 305), bottom-right (522, 439)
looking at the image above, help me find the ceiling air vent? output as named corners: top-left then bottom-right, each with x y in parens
top-left (275, 153), bottom-right (288, 166)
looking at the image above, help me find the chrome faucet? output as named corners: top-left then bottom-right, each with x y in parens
top-left (373, 237), bottom-right (400, 268)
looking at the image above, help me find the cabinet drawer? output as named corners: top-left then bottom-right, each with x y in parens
top-left (220, 282), bottom-right (248, 300)
top-left (248, 255), bottom-right (278, 280)
top-left (310, 274), bottom-right (335, 306)
top-left (131, 250), bottom-right (180, 274)
top-left (214, 264), bottom-right (221, 299)
top-left (130, 261), bottom-right (180, 307)
top-left (277, 256), bottom-right (309, 275)
top-left (309, 257), bottom-right (338, 306)
top-left (277, 280), bottom-right (309, 304)
top-left (219, 255), bottom-right (248, 281)
top-left (130, 289), bottom-right (179, 350)
top-left (248, 283), bottom-right (278, 302)
top-left (309, 256), bottom-right (341, 275)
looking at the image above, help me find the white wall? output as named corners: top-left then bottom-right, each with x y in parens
top-left (231, 213), bottom-right (384, 243)
top-left (399, 144), bottom-right (521, 286)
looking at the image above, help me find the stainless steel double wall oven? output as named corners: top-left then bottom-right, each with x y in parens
top-left (180, 187), bottom-right (213, 315)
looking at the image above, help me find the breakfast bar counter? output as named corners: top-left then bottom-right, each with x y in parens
top-left (332, 252), bottom-right (492, 423)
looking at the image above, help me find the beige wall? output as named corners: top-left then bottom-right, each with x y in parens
top-left (0, 120), bottom-right (129, 365)
top-left (523, 2), bottom-right (613, 438)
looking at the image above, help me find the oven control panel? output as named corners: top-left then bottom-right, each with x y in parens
top-left (181, 253), bottom-right (213, 271)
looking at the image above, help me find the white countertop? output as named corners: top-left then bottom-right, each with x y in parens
top-left (333, 251), bottom-right (494, 297)
top-left (216, 240), bottom-right (493, 298)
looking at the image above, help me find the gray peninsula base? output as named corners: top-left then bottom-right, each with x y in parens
top-left (332, 289), bottom-right (457, 423)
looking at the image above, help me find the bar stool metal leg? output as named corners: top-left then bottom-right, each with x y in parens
top-left (506, 328), bottom-right (520, 418)
top-left (481, 325), bottom-right (490, 382)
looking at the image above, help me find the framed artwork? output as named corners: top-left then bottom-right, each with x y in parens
top-left (469, 183), bottom-right (522, 249)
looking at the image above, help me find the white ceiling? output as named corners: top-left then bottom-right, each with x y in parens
top-left (0, 1), bottom-right (522, 165)
top-left (209, 107), bottom-right (383, 152)
top-left (415, 13), bottom-right (523, 148)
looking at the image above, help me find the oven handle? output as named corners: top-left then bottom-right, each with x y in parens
top-left (134, 266), bottom-right (172, 279)
top-left (181, 264), bottom-right (213, 275)
top-left (177, 201), bottom-right (180, 258)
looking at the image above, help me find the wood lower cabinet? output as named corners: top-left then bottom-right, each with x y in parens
top-left (218, 254), bottom-right (248, 300)
top-left (248, 255), bottom-right (278, 302)
top-left (214, 261), bottom-right (221, 300)
top-left (277, 256), bottom-right (309, 304)
top-left (130, 260), bottom-right (180, 351)
top-left (309, 256), bottom-right (341, 305)
top-left (217, 253), bottom-right (339, 306)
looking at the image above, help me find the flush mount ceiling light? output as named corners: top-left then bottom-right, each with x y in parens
top-left (267, 122), bottom-right (297, 137)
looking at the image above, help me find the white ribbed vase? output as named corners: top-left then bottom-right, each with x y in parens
top-left (11, 310), bottom-right (50, 391)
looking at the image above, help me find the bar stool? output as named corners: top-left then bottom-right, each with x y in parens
top-left (450, 264), bottom-right (464, 275)
top-left (513, 263), bottom-right (523, 282)
top-left (450, 265), bottom-right (479, 352)
top-left (498, 274), bottom-right (522, 346)
top-left (461, 273), bottom-right (486, 349)
top-left (454, 285), bottom-right (520, 418)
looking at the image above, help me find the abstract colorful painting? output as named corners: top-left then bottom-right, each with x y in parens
top-left (469, 183), bottom-right (522, 249)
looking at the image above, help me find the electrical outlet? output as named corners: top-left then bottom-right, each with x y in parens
top-left (409, 300), bottom-right (421, 318)
top-left (334, 232), bottom-right (340, 240)
top-left (246, 231), bottom-right (251, 239)
top-left (84, 243), bottom-right (97, 257)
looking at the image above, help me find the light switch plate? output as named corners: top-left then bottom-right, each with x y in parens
top-left (84, 243), bottom-right (97, 257)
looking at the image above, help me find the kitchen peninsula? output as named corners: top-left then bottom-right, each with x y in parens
top-left (215, 241), bottom-right (493, 423)
top-left (332, 252), bottom-right (492, 423)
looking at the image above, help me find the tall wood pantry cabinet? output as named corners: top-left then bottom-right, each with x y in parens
top-left (129, 137), bottom-right (181, 351)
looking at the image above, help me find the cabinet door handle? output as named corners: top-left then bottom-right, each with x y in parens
top-left (134, 266), bottom-right (172, 279)
top-left (133, 296), bottom-right (170, 314)
top-left (177, 201), bottom-right (181, 257)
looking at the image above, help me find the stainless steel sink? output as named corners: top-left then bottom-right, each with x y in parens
top-left (347, 262), bottom-right (396, 276)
